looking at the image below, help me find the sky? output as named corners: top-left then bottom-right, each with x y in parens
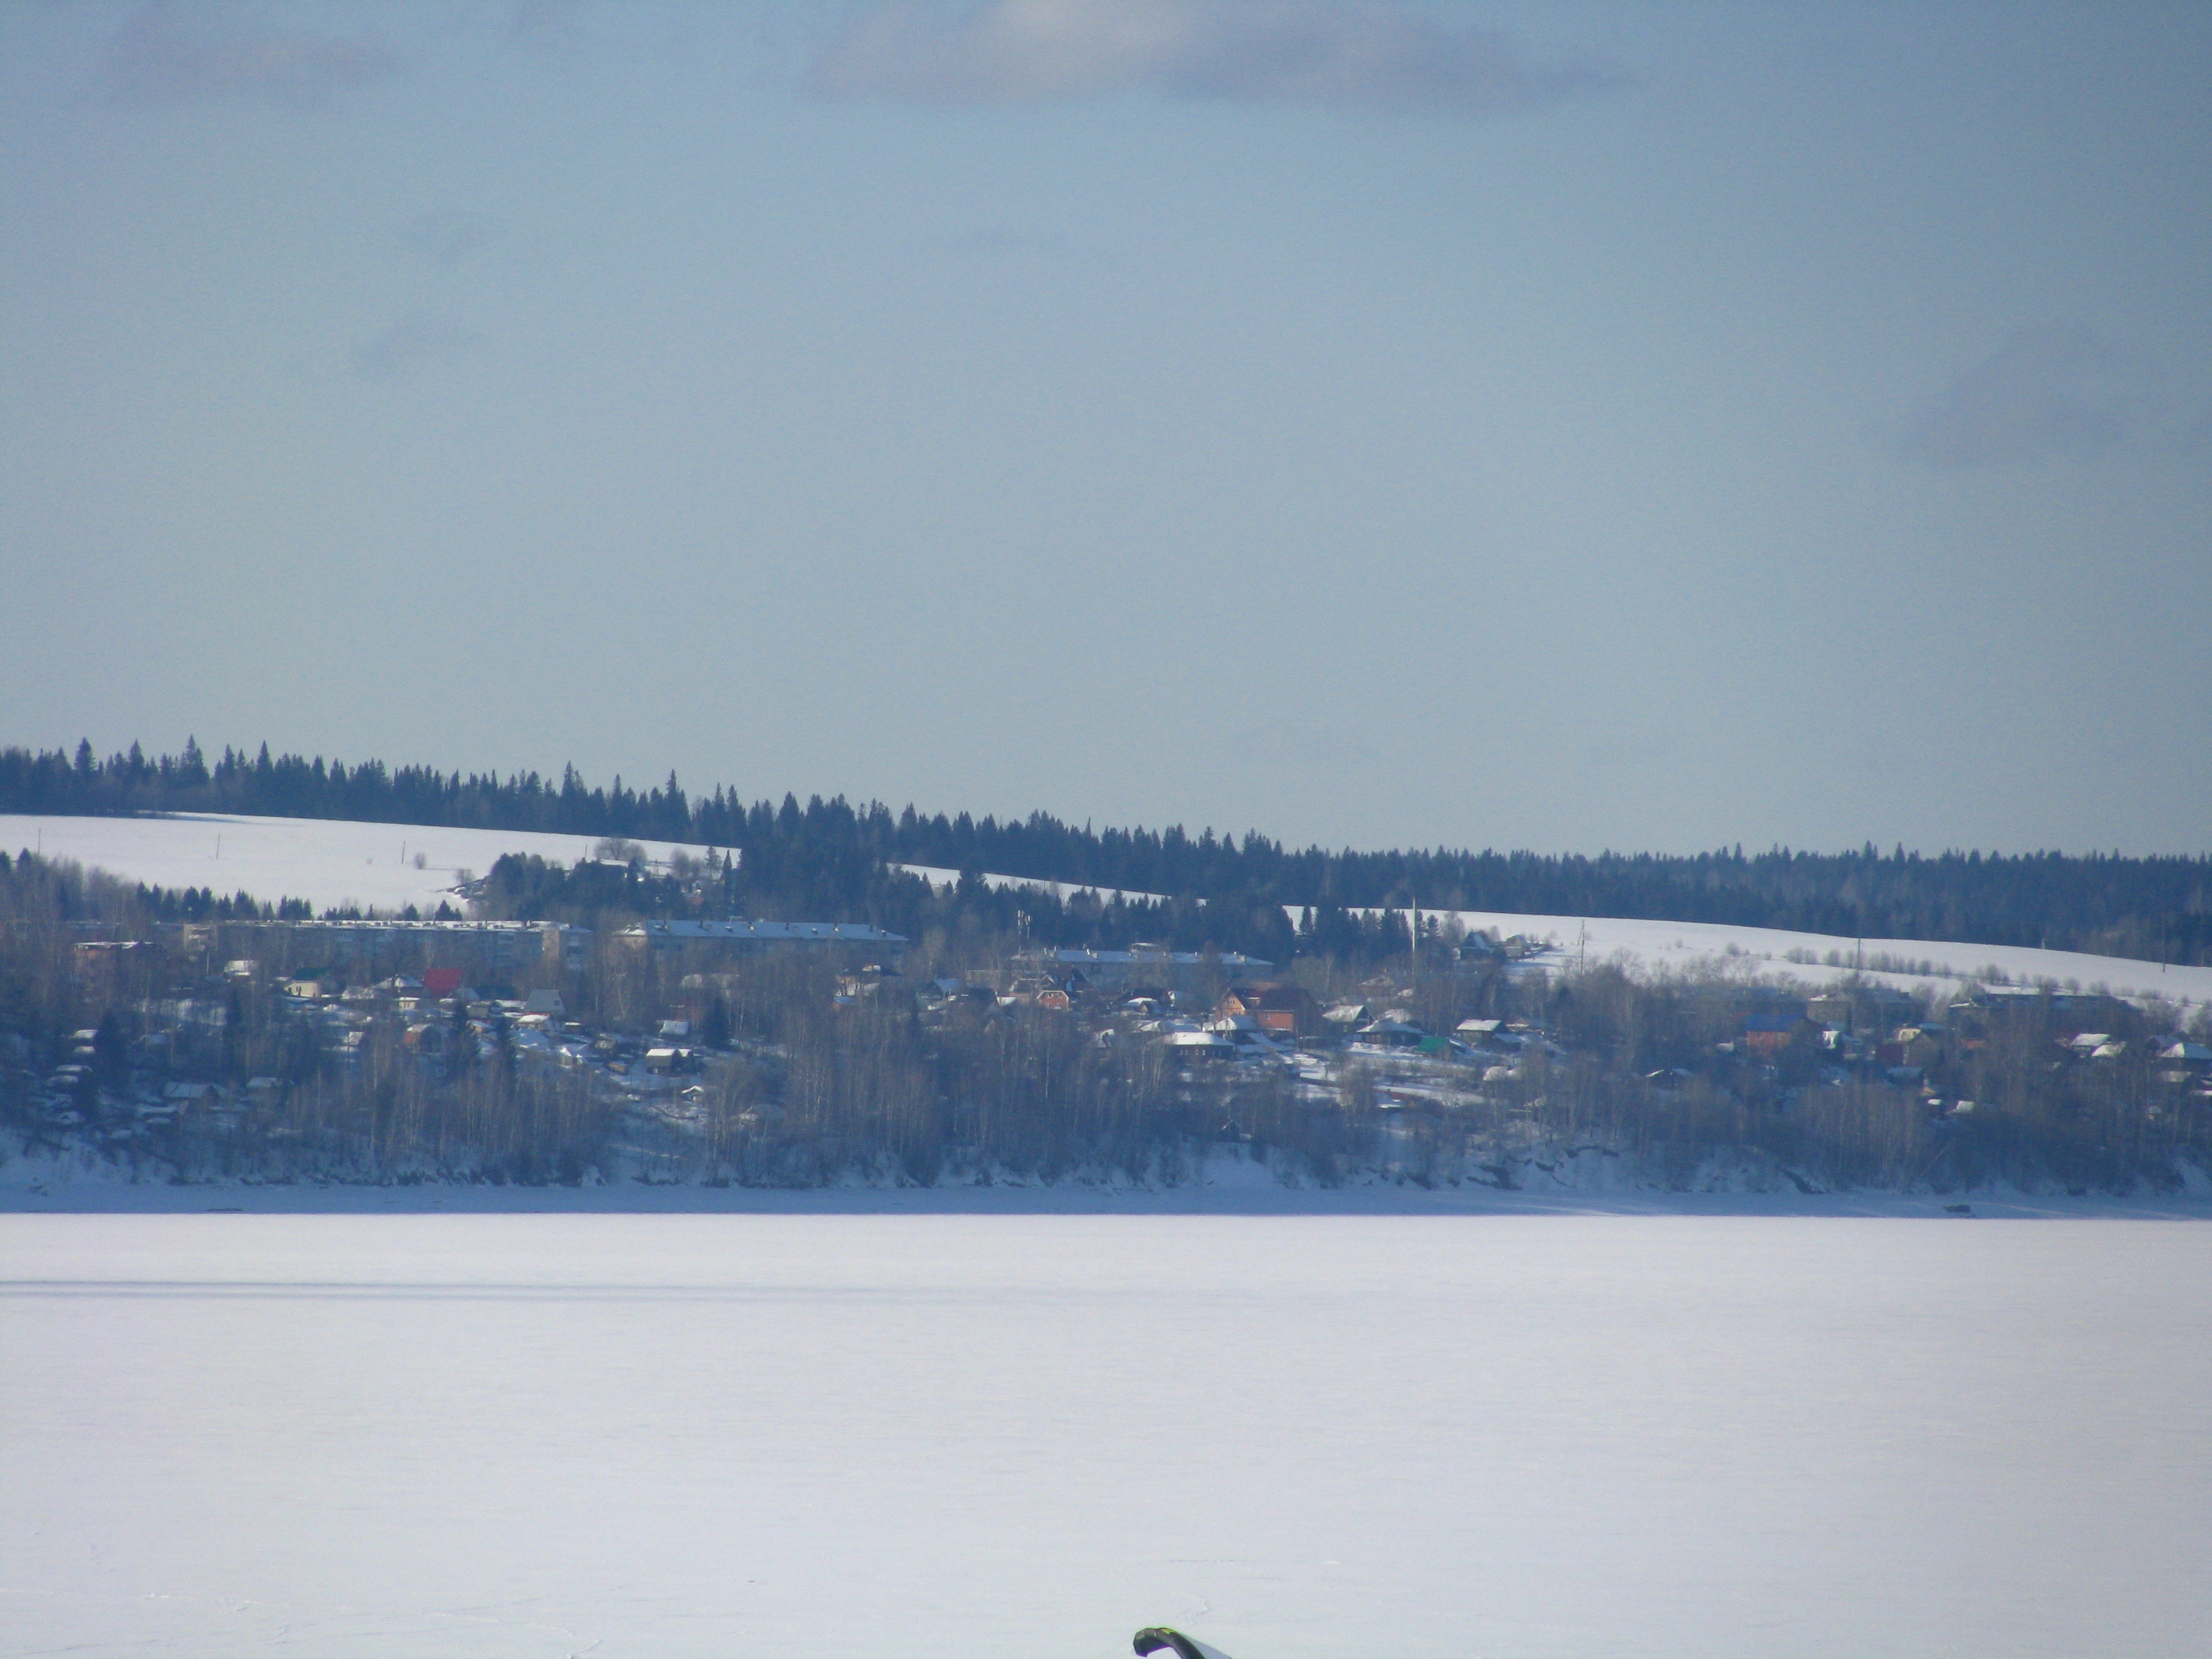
top-left (3, 1), bottom-right (2207, 857)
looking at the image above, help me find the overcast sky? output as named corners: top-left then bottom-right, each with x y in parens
top-left (4, 2), bottom-right (2207, 855)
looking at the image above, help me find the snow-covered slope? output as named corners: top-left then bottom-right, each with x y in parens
top-left (0, 813), bottom-right (710, 916)
top-left (1435, 907), bottom-right (2212, 1012)
top-left (6, 812), bottom-right (2202, 1012)
top-left (895, 862), bottom-right (1168, 905)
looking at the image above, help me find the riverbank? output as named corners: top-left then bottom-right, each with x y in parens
top-left (7, 1141), bottom-right (2209, 1218)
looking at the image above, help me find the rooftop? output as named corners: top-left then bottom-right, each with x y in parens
top-left (621, 919), bottom-right (907, 944)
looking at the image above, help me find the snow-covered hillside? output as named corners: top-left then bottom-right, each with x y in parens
top-left (1437, 907), bottom-right (2212, 1013)
top-left (895, 861), bottom-right (1168, 906)
top-left (7, 811), bottom-right (2203, 1013)
top-left (0, 813), bottom-right (710, 916)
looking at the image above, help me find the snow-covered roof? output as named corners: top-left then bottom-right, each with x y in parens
top-left (621, 919), bottom-right (906, 945)
top-left (1162, 1029), bottom-right (1235, 1048)
top-left (1029, 947), bottom-right (1274, 971)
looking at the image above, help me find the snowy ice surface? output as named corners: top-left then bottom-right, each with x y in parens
top-left (3, 1213), bottom-right (2208, 1659)
top-left (0, 813), bottom-right (716, 915)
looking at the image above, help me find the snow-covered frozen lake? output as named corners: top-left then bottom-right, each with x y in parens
top-left (3, 1215), bottom-right (2207, 1659)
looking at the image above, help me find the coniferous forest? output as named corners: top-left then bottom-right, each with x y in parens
top-left (3, 739), bottom-right (2206, 966)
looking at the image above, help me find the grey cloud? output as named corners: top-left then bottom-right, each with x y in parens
top-left (401, 210), bottom-right (504, 269)
top-left (107, 3), bottom-right (410, 108)
top-left (812, 0), bottom-right (1612, 112)
top-left (1898, 323), bottom-right (2167, 470)
top-left (348, 315), bottom-right (482, 381)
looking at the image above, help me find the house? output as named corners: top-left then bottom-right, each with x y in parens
top-left (1951, 987), bottom-right (2135, 1033)
top-left (1161, 1029), bottom-right (1237, 1063)
top-left (1217, 983), bottom-right (1321, 1038)
top-left (2158, 1042), bottom-right (2212, 1086)
top-left (1351, 1019), bottom-right (1438, 1052)
top-left (1742, 1013), bottom-right (1822, 1057)
top-left (188, 918), bottom-right (590, 975)
top-left (1014, 946), bottom-right (1274, 995)
top-left (526, 989), bottom-right (567, 1019)
top-left (72, 939), bottom-right (160, 998)
top-left (1875, 1026), bottom-right (1947, 1070)
top-left (1807, 987), bottom-right (1921, 1033)
top-left (620, 918), bottom-right (907, 964)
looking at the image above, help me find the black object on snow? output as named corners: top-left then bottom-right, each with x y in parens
top-left (1134, 1630), bottom-right (1206, 1659)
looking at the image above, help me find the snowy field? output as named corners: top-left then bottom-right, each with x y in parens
top-left (1435, 907), bottom-right (2212, 1012)
top-left (0, 813), bottom-right (711, 916)
top-left (897, 862), bottom-right (1170, 907)
top-left (3, 1214), bottom-right (2207, 1659)
top-left (5, 812), bottom-right (2205, 1012)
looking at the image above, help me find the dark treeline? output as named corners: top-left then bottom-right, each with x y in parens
top-left (6, 739), bottom-right (2207, 966)
top-left (475, 849), bottom-right (1329, 966)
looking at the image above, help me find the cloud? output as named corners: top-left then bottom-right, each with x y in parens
top-left (1897, 323), bottom-right (2169, 470)
top-left (811, 0), bottom-right (1612, 112)
top-left (348, 314), bottom-right (482, 381)
top-left (401, 210), bottom-right (504, 269)
top-left (107, 3), bottom-right (410, 108)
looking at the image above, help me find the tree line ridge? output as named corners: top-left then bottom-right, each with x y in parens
top-left (3, 739), bottom-right (2205, 966)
